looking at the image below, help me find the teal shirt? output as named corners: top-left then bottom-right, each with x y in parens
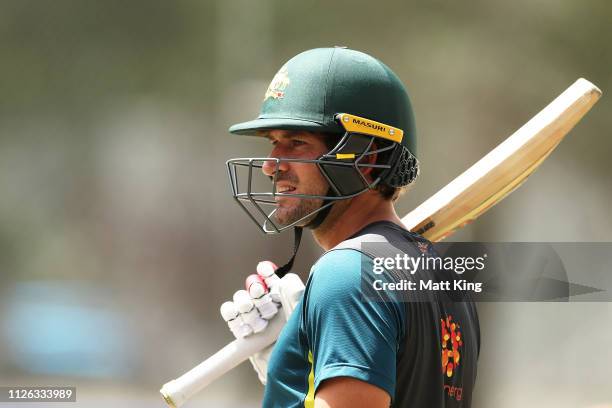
top-left (263, 248), bottom-right (406, 407)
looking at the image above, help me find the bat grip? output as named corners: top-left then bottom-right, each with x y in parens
top-left (160, 314), bottom-right (285, 407)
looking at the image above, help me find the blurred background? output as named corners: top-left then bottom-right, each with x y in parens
top-left (0, 0), bottom-right (610, 407)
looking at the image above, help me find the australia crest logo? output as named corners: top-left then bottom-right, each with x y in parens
top-left (264, 65), bottom-right (290, 101)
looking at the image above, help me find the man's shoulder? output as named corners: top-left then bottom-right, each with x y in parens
top-left (307, 222), bottom-right (432, 290)
top-left (303, 248), bottom-right (375, 299)
top-left (311, 248), bottom-right (366, 279)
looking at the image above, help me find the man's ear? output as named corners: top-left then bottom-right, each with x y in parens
top-left (360, 142), bottom-right (377, 178)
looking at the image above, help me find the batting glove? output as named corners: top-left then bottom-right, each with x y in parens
top-left (220, 261), bottom-right (305, 385)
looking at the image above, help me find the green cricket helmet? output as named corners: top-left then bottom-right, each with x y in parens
top-left (227, 47), bottom-right (419, 234)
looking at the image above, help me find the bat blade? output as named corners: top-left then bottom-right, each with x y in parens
top-left (403, 78), bottom-right (602, 241)
top-left (161, 78), bottom-right (602, 407)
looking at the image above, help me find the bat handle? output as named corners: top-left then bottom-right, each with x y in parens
top-left (160, 314), bottom-right (285, 407)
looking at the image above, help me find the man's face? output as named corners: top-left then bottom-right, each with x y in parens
top-left (261, 130), bottom-right (330, 228)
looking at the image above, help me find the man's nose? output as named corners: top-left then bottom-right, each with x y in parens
top-left (261, 148), bottom-right (290, 177)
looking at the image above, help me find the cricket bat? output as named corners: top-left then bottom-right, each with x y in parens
top-left (402, 78), bottom-right (601, 240)
top-left (160, 78), bottom-right (601, 407)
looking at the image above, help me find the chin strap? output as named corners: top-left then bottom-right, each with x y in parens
top-left (275, 226), bottom-right (303, 278)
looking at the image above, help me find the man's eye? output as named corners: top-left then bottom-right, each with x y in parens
top-left (291, 140), bottom-right (307, 147)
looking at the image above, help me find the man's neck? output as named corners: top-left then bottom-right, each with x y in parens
top-left (312, 191), bottom-right (403, 251)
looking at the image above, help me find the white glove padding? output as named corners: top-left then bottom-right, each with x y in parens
top-left (220, 261), bottom-right (305, 385)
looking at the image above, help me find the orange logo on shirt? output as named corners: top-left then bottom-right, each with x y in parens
top-left (441, 315), bottom-right (463, 378)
